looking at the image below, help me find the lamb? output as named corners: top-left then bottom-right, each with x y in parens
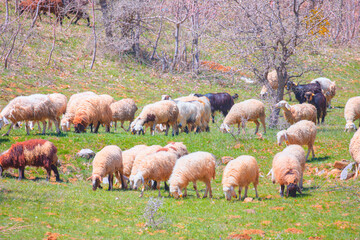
top-left (222, 155), bottom-right (259, 201)
top-left (310, 77), bottom-right (336, 108)
top-left (275, 100), bottom-right (316, 124)
top-left (220, 99), bottom-right (266, 134)
top-left (0, 94), bottom-right (60, 136)
top-left (73, 95), bottom-right (112, 133)
top-left (271, 145), bottom-right (306, 197)
top-left (131, 100), bottom-right (179, 136)
top-left (304, 92), bottom-right (327, 124)
top-left (169, 151), bottom-right (216, 199)
top-left (110, 99), bottom-right (138, 132)
top-left (61, 91), bottom-right (97, 132)
top-left (122, 144), bottom-right (148, 178)
top-left (0, 139), bottom-right (60, 182)
top-left (86, 145), bottom-right (126, 191)
top-left (344, 96), bottom-right (360, 132)
top-left (287, 81), bottom-right (322, 103)
top-left (349, 128), bottom-right (360, 178)
top-left (277, 120), bottom-right (317, 160)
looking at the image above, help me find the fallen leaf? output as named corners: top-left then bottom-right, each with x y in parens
top-left (270, 207), bottom-right (284, 211)
top-left (10, 217), bottom-right (23, 222)
top-left (229, 215), bottom-right (241, 219)
top-left (228, 234), bottom-right (251, 239)
top-left (242, 229), bottom-right (265, 237)
top-left (261, 221), bottom-right (271, 225)
top-left (285, 228), bottom-right (304, 234)
top-left (45, 232), bottom-right (59, 240)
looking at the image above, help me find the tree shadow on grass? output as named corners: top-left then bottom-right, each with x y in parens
top-left (308, 156), bottom-right (330, 163)
top-left (0, 138), bottom-right (10, 144)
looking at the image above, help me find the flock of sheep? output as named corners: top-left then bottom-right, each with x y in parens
top-left (0, 74), bottom-right (360, 199)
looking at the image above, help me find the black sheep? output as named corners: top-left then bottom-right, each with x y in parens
top-left (287, 81), bottom-right (322, 104)
top-left (304, 92), bottom-right (327, 124)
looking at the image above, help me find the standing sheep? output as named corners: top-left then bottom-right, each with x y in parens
top-left (271, 145), bottom-right (306, 197)
top-left (87, 145), bottom-right (126, 191)
top-left (110, 99), bottom-right (138, 132)
top-left (277, 120), bottom-right (317, 160)
top-left (344, 96), bottom-right (360, 132)
top-left (275, 100), bottom-right (316, 124)
top-left (0, 139), bottom-right (60, 182)
top-left (349, 128), bottom-right (360, 178)
top-left (222, 155), bottom-right (259, 201)
top-left (310, 77), bottom-right (336, 108)
top-left (169, 151), bottom-right (216, 199)
top-left (220, 99), bottom-right (266, 134)
top-left (122, 145), bottom-right (148, 178)
top-left (131, 100), bottom-right (179, 136)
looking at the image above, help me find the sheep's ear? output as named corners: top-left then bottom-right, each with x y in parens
top-left (285, 103), bottom-right (291, 110)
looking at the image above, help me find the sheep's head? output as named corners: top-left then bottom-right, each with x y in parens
top-left (345, 123), bottom-right (357, 132)
top-left (276, 130), bottom-right (287, 146)
top-left (0, 116), bottom-right (9, 130)
top-left (170, 185), bottom-right (182, 199)
top-left (161, 95), bottom-right (171, 100)
top-left (61, 118), bottom-right (71, 132)
top-left (220, 123), bottom-right (230, 133)
top-left (275, 100), bottom-right (290, 110)
top-left (232, 93), bottom-right (239, 99)
top-left (132, 120), bottom-right (145, 135)
top-left (223, 186), bottom-right (237, 201)
top-left (87, 174), bottom-right (102, 191)
top-left (132, 171), bottom-right (144, 190)
top-left (287, 183), bottom-right (302, 197)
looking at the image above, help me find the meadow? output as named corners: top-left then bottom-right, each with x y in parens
top-left (1, 16), bottom-right (360, 239)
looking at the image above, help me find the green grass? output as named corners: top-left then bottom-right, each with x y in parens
top-left (1, 6), bottom-right (360, 239)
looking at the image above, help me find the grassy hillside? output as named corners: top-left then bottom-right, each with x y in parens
top-left (1, 10), bottom-right (360, 240)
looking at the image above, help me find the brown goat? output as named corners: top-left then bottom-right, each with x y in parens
top-left (19, 0), bottom-right (65, 25)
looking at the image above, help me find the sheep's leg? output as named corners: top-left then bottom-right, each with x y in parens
top-left (118, 172), bottom-right (127, 190)
top-left (244, 186), bottom-right (248, 199)
top-left (45, 167), bottom-right (52, 181)
top-left (237, 123), bottom-right (241, 134)
top-left (165, 123), bottom-right (170, 136)
top-left (300, 173), bottom-right (303, 189)
top-left (305, 147), bottom-right (311, 161)
top-left (241, 122), bottom-right (246, 135)
top-left (37, 121), bottom-right (41, 131)
top-left (121, 121), bottom-right (127, 131)
top-left (25, 122), bottom-right (30, 135)
top-left (183, 187), bottom-right (187, 197)
top-left (260, 116), bottom-right (266, 133)
top-left (254, 184), bottom-right (259, 198)
top-left (311, 145), bottom-right (315, 158)
top-left (42, 121), bottom-right (47, 135)
top-left (51, 165), bottom-right (61, 182)
top-left (164, 181), bottom-right (169, 191)
top-left (90, 123), bottom-right (93, 133)
top-left (94, 122), bottom-right (100, 133)
top-left (48, 120), bottom-right (53, 131)
top-left (280, 185), bottom-right (285, 197)
top-left (108, 173), bottom-right (113, 191)
top-left (211, 113), bottom-right (215, 123)
top-left (238, 187), bottom-right (242, 200)
top-left (157, 181), bottom-right (162, 197)
top-left (127, 121), bottom-right (131, 132)
top-left (151, 123), bottom-right (156, 136)
top-left (254, 120), bottom-right (260, 134)
top-left (18, 167), bottom-right (25, 180)
top-left (54, 118), bottom-right (60, 134)
top-left (203, 180), bottom-right (212, 198)
top-left (193, 182), bottom-right (200, 198)
top-left (3, 123), bottom-right (14, 136)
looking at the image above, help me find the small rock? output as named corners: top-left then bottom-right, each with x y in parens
top-left (76, 149), bottom-right (95, 159)
top-left (334, 160), bottom-right (350, 170)
top-left (327, 169), bottom-right (341, 177)
top-left (222, 156), bottom-right (234, 164)
top-left (340, 162), bottom-right (356, 180)
top-left (245, 209), bottom-right (256, 214)
top-left (244, 197), bottom-right (253, 203)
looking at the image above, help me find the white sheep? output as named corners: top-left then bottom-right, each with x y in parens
top-left (110, 98), bottom-right (138, 132)
top-left (46, 93), bottom-right (68, 131)
top-left (344, 96), bottom-right (360, 132)
top-left (277, 120), bottom-right (317, 160)
top-left (0, 94), bottom-right (60, 136)
top-left (131, 100), bottom-right (179, 136)
top-left (171, 100), bottom-right (201, 133)
top-left (122, 144), bottom-right (148, 178)
top-left (271, 145), bottom-right (306, 197)
top-left (275, 100), bottom-right (316, 124)
top-left (222, 155), bottom-right (259, 201)
top-left (220, 99), bottom-right (266, 134)
top-left (310, 77), bottom-right (336, 108)
top-left (169, 151), bottom-right (216, 199)
top-left (349, 128), bottom-right (360, 178)
top-left (86, 145), bottom-right (127, 191)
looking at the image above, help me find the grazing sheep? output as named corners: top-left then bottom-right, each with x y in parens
top-left (131, 100), bottom-right (179, 136)
top-left (344, 96), bottom-right (360, 132)
top-left (310, 77), bottom-right (336, 108)
top-left (304, 92), bottom-right (327, 124)
top-left (0, 139), bottom-right (60, 181)
top-left (73, 95), bottom-right (112, 133)
top-left (168, 100), bottom-right (200, 134)
top-left (47, 93), bottom-right (67, 131)
top-left (220, 99), bottom-right (266, 134)
top-left (349, 128), bottom-right (360, 178)
top-left (271, 145), bottom-right (306, 197)
top-left (122, 145), bottom-right (148, 178)
top-left (287, 81), bottom-right (322, 104)
top-left (277, 120), bottom-right (317, 160)
top-left (222, 155), bottom-right (259, 201)
top-left (0, 94), bottom-right (60, 136)
top-left (87, 145), bottom-right (126, 191)
top-left (169, 151), bottom-right (216, 199)
top-left (61, 91), bottom-right (97, 132)
top-left (275, 100), bottom-right (316, 124)
top-left (110, 99), bottom-right (138, 132)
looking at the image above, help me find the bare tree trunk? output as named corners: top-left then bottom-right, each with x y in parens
top-left (4, 23), bottom-right (21, 69)
top-left (172, 23), bottom-right (180, 72)
top-left (269, 68), bottom-right (287, 128)
top-left (47, 21), bottom-right (56, 65)
top-left (191, 0), bottom-right (200, 74)
top-left (90, 0), bottom-right (97, 69)
top-left (150, 17), bottom-right (163, 60)
top-left (99, 0), bottom-right (113, 38)
top-left (5, 0), bottom-right (9, 25)
top-left (133, 12), bottom-right (141, 60)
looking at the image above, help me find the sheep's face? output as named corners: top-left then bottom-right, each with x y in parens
top-left (287, 183), bottom-right (302, 197)
top-left (220, 123), bottom-right (230, 133)
top-left (223, 186), bottom-right (236, 201)
top-left (90, 175), bottom-right (102, 191)
top-left (61, 119), bottom-right (70, 132)
top-left (28, 121), bottom-right (35, 130)
top-left (276, 131), bottom-right (286, 146)
top-left (132, 172), bottom-right (144, 190)
top-left (74, 123), bottom-right (87, 133)
top-left (129, 175), bottom-right (135, 189)
top-left (170, 186), bottom-right (182, 199)
top-left (275, 100), bottom-right (290, 110)
top-left (132, 121), bottom-right (145, 135)
top-left (345, 123), bottom-right (357, 132)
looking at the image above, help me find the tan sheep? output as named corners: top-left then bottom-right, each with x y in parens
top-left (0, 94), bottom-right (60, 136)
top-left (271, 145), bottom-right (306, 197)
top-left (220, 99), bottom-right (266, 134)
top-left (162, 142), bottom-right (188, 158)
top-left (222, 155), bottom-right (259, 201)
top-left (131, 100), bottom-right (179, 136)
top-left (61, 91), bottom-right (97, 131)
top-left (344, 96), bottom-right (360, 132)
top-left (277, 120), bottom-right (317, 160)
top-left (86, 145), bottom-right (126, 191)
top-left (349, 128), bottom-right (360, 178)
top-left (275, 100), bottom-right (317, 124)
top-left (47, 93), bottom-right (67, 131)
top-left (73, 95), bottom-right (112, 133)
top-left (110, 99), bottom-right (138, 132)
top-left (122, 144), bottom-right (148, 178)
top-left (259, 70), bottom-right (292, 100)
